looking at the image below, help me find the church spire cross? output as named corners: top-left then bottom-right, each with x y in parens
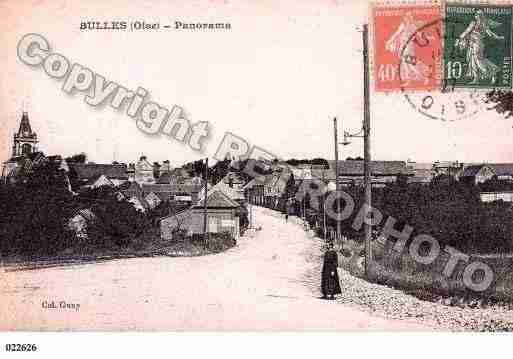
top-left (17, 111), bottom-right (35, 137)
top-left (13, 111), bottom-right (38, 157)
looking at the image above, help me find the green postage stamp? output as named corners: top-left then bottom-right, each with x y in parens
top-left (444, 4), bottom-right (512, 89)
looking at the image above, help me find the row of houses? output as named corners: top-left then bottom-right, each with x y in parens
top-left (242, 159), bottom-right (513, 209)
top-left (243, 160), bottom-right (415, 209)
top-left (67, 169), bottom-right (246, 240)
top-left (70, 156), bottom-right (195, 187)
top-left (64, 157), bottom-right (513, 240)
top-left (459, 164), bottom-right (513, 185)
top-left (406, 161), bottom-right (513, 185)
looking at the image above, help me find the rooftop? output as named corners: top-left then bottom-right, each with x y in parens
top-left (70, 163), bottom-right (128, 181)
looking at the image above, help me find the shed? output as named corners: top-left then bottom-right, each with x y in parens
top-left (160, 189), bottom-right (240, 240)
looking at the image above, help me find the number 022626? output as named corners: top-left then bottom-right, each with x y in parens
top-left (5, 344), bottom-right (38, 352)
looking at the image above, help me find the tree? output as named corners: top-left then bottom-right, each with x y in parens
top-left (310, 158), bottom-right (330, 168)
top-left (65, 152), bottom-right (87, 164)
top-left (78, 187), bottom-right (150, 247)
top-left (278, 173), bottom-right (296, 213)
top-left (479, 177), bottom-right (513, 192)
top-left (211, 158), bottom-right (231, 184)
top-left (0, 160), bottom-right (77, 256)
top-left (235, 159), bottom-right (272, 183)
top-left (430, 173), bottom-right (457, 186)
top-left (485, 89), bottom-right (513, 118)
top-left (153, 162), bottom-right (161, 179)
top-left (285, 158), bottom-right (329, 167)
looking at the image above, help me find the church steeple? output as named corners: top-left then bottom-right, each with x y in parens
top-left (13, 111), bottom-right (38, 157)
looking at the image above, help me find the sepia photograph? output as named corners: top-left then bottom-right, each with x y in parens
top-left (1, 0), bottom-right (513, 355)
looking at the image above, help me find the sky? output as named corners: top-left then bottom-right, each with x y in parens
top-left (0, 0), bottom-right (512, 168)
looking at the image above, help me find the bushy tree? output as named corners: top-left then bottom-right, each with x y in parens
top-left (0, 160), bottom-right (77, 256)
top-left (286, 158), bottom-right (329, 167)
top-left (77, 187), bottom-right (150, 248)
top-left (65, 152), bottom-right (87, 164)
top-left (373, 183), bottom-right (509, 253)
top-left (311, 181), bottom-right (512, 253)
top-left (479, 177), bottom-right (513, 192)
top-left (278, 173), bottom-right (296, 213)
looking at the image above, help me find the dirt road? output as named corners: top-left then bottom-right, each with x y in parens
top-left (0, 206), bottom-right (428, 330)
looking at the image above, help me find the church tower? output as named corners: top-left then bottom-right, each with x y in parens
top-left (12, 111), bottom-right (38, 157)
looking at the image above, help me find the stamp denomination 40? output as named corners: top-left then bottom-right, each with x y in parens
top-left (373, 4), bottom-right (442, 92)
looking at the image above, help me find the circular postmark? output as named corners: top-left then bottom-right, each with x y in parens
top-left (398, 17), bottom-right (487, 122)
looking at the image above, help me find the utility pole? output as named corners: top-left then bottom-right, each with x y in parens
top-left (299, 192), bottom-right (306, 231)
top-left (249, 190), bottom-right (253, 229)
top-left (323, 195), bottom-right (327, 240)
top-left (203, 157), bottom-right (209, 244)
top-left (363, 24), bottom-right (372, 280)
top-left (333, 117), bottom-right (341, 242)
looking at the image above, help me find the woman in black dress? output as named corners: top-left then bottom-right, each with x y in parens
top-left (321, 243), bottom-right (341, 300)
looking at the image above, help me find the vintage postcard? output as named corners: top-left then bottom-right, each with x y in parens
top-left (2, 0), bottom-right (513, 347)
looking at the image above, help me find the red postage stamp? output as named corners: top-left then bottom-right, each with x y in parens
top-left (372, 4), bottom-right (442, 92)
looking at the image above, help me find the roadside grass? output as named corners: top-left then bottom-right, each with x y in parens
top-left (338, 238), bottom-right (513, 305)
top-left (1, 229), bottom-right (237, 271)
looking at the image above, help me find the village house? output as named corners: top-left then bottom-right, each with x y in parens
top-left (269, 161), bottom-right (291, 173)
top-left (69, 157), bottom-right (178, 192)
top-left (69, 162), bottom-right (129, 190)
top-left (141, 183), bottom-right (204, 204)
top-left (160, 189), bottom-right (241, 241)
top-left (207, 180), bottom-right (245, 203)
top-left (459, 164), bottom-right (496, 185)
top-left (263, 172), bottom-right (289, 208)
top-left (120, 180), bottom-right (143, 199)
top-left (489, 164), bottom-right (513, 182)
top-left (67, 208), bottom-right (96, 240)
top-left (156, 167), bottom-right (190, 185)
top-left (480, 191), bottom-right (513, 203)
top-left (244, 163), bottom-right (335, 208)
top-left (144, 192), bottom-right (162, 210)
top-left (134, 156), bottom-right (155, 184)
top-left (406, 161), bottom-right (435, 185)
top-left (87, 174), bottom-right (117, 189)
top-left (290, 165), bottom-right (313, 183)
top-left (2, 151), bottom-right (44, 184)
top-left (433, 160), bottom-right (464, 179)
top-left (119, 172), bottom-right (206, 210)
top-left (243, 178), bottom-right (265, 205)
top-left (315, 160), bottom-right (414, 187)
top-left (118, 181), bottom-right (150, 212)
top-left (221, 171), bottom-right (246, 190)
top-left (128, 195), bottom-right (150, 212)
